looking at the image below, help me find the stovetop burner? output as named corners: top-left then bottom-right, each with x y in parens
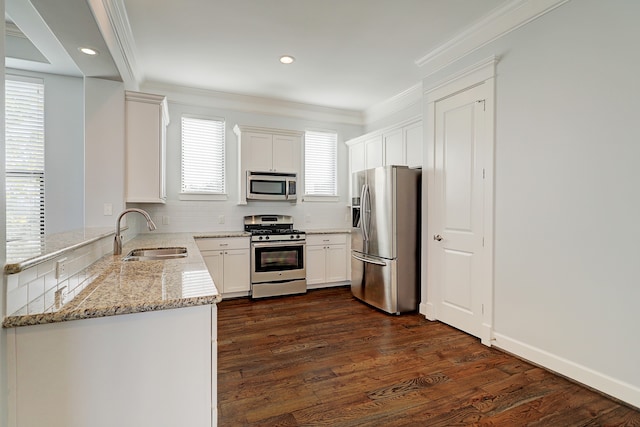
top-left (250, 228), bottom-right (305, 235)
top-left (244, 214), bottom-right (305, 242)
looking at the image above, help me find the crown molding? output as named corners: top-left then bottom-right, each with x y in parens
top-left (345, 114), bottom-right (421, 147)
top-left (415, 0), bottom-right (571, 75)
top-left (363, 83), bottom-right (422, 127)
top-left (86, 0), bottom-right (141, 90)
top-left (141, 81), bottom-right (365, 126)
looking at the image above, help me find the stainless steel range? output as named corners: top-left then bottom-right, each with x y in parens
top-left (244, 215), bottom-right (306, 298)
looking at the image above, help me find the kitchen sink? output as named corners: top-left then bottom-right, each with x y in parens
top-left (123, 247), bottom-right (188, 261)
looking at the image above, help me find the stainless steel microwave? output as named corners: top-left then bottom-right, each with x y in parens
top-left (247, 171), bottom-right (297, 201)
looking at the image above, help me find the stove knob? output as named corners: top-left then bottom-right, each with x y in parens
top-left (290, 235), bottom-right (294, 239)
top-left (296, 234), bottom-right (301, 239)
top-left (258, 236), bottom-right (263, 241)
top-left (265, 236), bottom-right (270, 240)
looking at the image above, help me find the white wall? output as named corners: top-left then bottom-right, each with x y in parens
top-left (131, 93), bottom-right (363, 232)
top-left (44, 73), bottom-right (84, 233)
top-left (5, 69), bottom-right (84, 234)
top-left (84, 78), bottom-right (125, 228)
top-left (1, 4), bottom-right (8, 425)
top-left (422, 0), bottom-right (640, 406)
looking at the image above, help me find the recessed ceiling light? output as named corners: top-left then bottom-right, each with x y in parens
top-left (279, 55), bottom-right (295, 64)
top-left (79, 47), bottom-right (99, 56)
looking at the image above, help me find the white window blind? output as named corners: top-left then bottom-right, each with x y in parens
top-left (305, 130), bottom-right (337, 196)
top-left (181, 116), bottom-right (225, 194)
top-left (5, 77), bottom-right (45, 248)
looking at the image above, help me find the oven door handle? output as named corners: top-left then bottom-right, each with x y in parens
top-left (252, 241), bottom-right (305, 248)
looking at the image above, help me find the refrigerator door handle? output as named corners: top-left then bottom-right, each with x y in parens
top-left (360, 184), bottom-right (370, 241)
top-left (351, 253), bottom-right (387, 266)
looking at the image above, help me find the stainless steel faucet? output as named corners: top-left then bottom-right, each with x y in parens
top-left (113, 208), bottom-right (157, 255)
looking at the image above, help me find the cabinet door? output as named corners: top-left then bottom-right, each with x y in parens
top-left (350, 142), bottom-right (365, 176)
top-left (202, 251), bottom-right (224, 293)
top-left (325, 244), bottom-right (347, 283)
top-left (305, 245), bottom-right (326, 285)
top-left (244, 132), bottom-right (273, 171)
top-left (365, 135), bottom-right (384, 169)
top-left (384, 129), bottom-right (404, 166)
top-left (222, 249), bottom-right (251, 293)
top-left (404, 122), bottom-right (423, 168)
top-left (126, 98), bottom-right (165, 203)
top-left (272, 134), bottom-right (299, 173)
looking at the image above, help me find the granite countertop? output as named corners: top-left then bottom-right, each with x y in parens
top-left (193, 231), bottom-right (251, 238)
top-left (3, 233), bottom-right (220, 328)
top-left (304, 228), bottom-right (351, 234)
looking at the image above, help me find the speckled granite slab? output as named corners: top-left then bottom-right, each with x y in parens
top-left (3, 233), bottom-right (221, 328)
top-left (304, 229), bottom-right (352, 234)
top-left (193, 231), bottom-right (252, 238)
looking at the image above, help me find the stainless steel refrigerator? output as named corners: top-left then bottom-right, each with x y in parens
top-left (351, 165), bottom-right (421, 314)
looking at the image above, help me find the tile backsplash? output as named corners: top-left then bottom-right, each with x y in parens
top-left (4, 229), bottom-right (134, 317)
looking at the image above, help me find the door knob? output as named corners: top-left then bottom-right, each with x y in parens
top-left (434, 234), bottom-right (443, 241)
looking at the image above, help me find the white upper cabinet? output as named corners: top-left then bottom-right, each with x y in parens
top-left (364, 135), bottom-right (384, 169)
top-left (346, 116), bottom-right (422, 174)
top-left (404, 121), bottom-right (423, 169)
top-left (384, 128), bottom-right (404, 166)
top-left (125, 91), bottom-right (170, 203)
top-left (234, 125), bottom-right (303, 204)
top-left (350, 141), bottom-right (366, 173)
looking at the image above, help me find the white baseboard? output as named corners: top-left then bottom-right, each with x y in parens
top-left (419, 301), bottom-right (436, 320)
top-left (493, 332), bottom-right (640, 408)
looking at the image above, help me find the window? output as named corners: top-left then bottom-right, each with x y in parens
top-left (5, 76), bottom-right (45, 249)
top-left (304, 130), bottom-right (337, 197)
top-left (181, 116), bottom-right (225, 197)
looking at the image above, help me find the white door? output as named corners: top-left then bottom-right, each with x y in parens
top-left (431, 83), bottom-right (490, 340)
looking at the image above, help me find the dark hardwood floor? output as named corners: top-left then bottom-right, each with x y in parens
top-left (217, 287), bottom-right (639, 426)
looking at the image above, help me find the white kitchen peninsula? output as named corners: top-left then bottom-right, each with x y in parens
top-left (3, 233), bottom-right (220, 427)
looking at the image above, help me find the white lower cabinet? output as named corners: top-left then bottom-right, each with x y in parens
top-left (196, 237), bottom-right (250, 296)
top-left (7, 305), bottom-right (217, 427)
top-left (306, 234), bottom-right (349, 286)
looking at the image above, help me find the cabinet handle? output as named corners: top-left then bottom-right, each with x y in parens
top-left (323, 239), bottom-right (330, 242)
top-left (219, 243), bottom-right (229, 247)
top-left (224, 251), bottom-right (228, 255)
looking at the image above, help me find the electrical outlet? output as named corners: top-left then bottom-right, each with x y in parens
top-left (103, 203), bottom-right (113, 216)
top-left (55, 258), bottom-right (67, 280)
top-left (162, 216), bottom-right (170, 225)
top-left (218, 215), bottom-right (225, 224)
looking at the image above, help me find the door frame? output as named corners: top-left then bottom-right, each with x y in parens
top-left (420, 56), bottom-right (497, 346)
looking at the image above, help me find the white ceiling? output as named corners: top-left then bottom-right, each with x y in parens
top-left (122, 0), bottom-right (507, 111)
top-left (6, 0), bottom-right (510, 112)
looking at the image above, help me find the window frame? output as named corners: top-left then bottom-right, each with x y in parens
top-left (179, 114), bottom-right (227, 201)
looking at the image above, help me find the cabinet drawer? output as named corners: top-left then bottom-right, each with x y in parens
top-left (196, 237), bottom-right (249, 251)
top-left (306, 233), bottom-right (348, 246)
